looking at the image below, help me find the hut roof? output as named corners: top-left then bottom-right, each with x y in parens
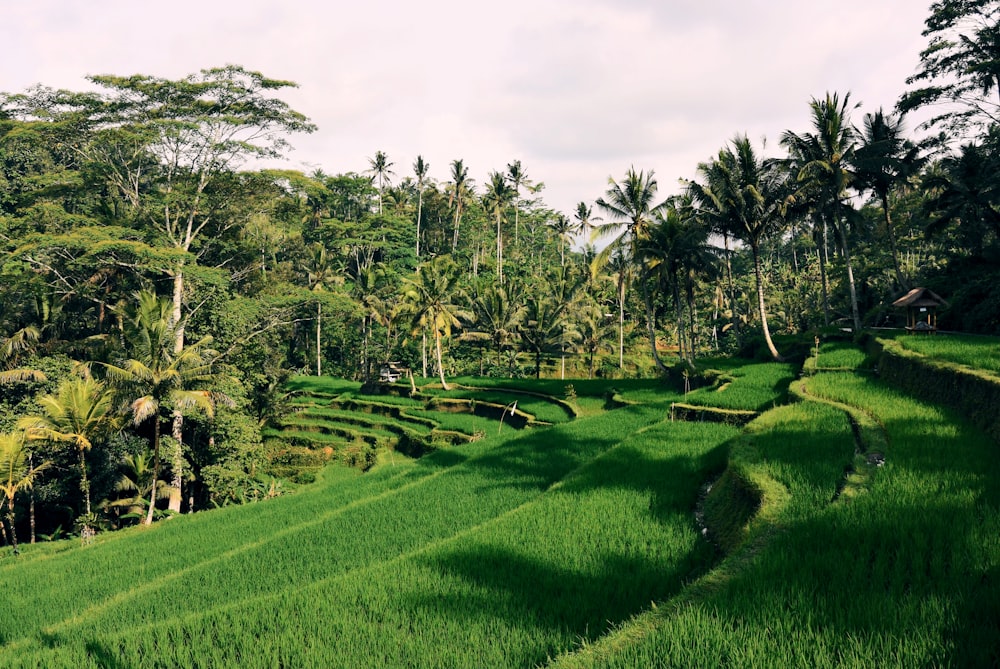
top-left (892, 287), bottom-right (949, 309)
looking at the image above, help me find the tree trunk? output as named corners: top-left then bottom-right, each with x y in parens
top-left (723, 234), bottom-right (741, 346)
top-left (78, 448), bottom-right (91, 517)
top-left (835, 220), bottom-right (862, 333)
top-left (618, 274), bottom-right (625, 371)
top-left (168, 411), bottom-right (183, 514)
top-left (144, 418), bottom-right (161, 526)
top-left (881, 193), bottom-right (908, 290)
top-left (752, 245), bottom-right (782, 361)
top-left (642, 280), bottom-right (670, 374)
top-left (316, 301), bottom-right (322, 377)
top-left (169, 268), bottom-right (186, 513)
top-left (435, 329), bottom-right (450, 390)
top-left (674, 279), bottom-right (686, 364)
top-left (6, 508), bottom-right (18, 555)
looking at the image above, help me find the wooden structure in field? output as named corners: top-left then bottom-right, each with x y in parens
top-left (892, 287), bottom-right (949, 333)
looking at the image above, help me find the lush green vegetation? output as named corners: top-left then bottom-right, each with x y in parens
top-left (0, 1), bottom-right (997, 665)
top-left (890, 332), bottom-right (1000, 375)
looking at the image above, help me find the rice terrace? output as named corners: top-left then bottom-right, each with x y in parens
top-left (2, 0), bottom-right (1000, 666)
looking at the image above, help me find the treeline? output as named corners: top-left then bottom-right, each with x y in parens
top-left (0, 1), bottom-right (997, 541)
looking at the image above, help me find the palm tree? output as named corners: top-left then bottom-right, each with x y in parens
top-left (401, 255), bottom-right (468, 390)
top-left (368, 150), bottom-right (394, 215)
top-left (781, 92), bottom-right (863, 332)
top-left (465, 283), bottom-right (525, 372)
top-left (852, 109), bottom-right (923, 290)
top-left (301, 243), bottom-right (342, 376)
top-left (572, 201), bottom-right (602, 247)
top-left (549, 213), bottom-right (574, 267)
top-left (507, 160), bottom-right (531, 243)
top-left (689, 135), bottom-right (791, 361)
top-left (638, 198), bottom-right (716, 365)
top-left (520, 290), bottom-right (576, 379)
top-left (97, 291), bottom-right (220, 525)
top-left (594, 167), bottom-right (668, 372)
top-left (413, 155), bottom-right (430, 257)
top-left (448, 159), bottom-right (472, 251)
top-left (922, 132), bottom-right (1000, 254)
top-left (576, 303), bottom-right (616, 378)
top-left (0, 432), bottom-right (49, 554)
top-left (105, 450), bottom-right (169, 526)
top-left (19, 377), bottom-right (116, 520)
top-left (0, 327), bottom-right (46, 386)
top-left (483, 171), bottom-right (514, 283)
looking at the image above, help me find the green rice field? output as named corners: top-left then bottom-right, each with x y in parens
top-left (1, 354), bottom-right (997, 667)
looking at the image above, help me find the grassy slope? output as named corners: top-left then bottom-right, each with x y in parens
top-left (549, 364), bottom-right (1000, 667)
top-left (4, 357), bottom-right (994, 667)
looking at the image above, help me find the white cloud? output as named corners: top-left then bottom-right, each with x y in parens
top-left (2, 0), bottom-right (931, 215)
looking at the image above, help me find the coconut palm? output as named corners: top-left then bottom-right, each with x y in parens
top-left (520, 289), bottom-right (577, 379)
top-left (507, 160), bottom-right (531, 243)
top-left (96, 291), bottom-right (220, 525)
top-left (105, 450), bottom-right (169, 525)
top-left (0, 432), bottom-right (49, 554)
top-left (401, 255), bottom-right (468, 390)
top-left (852, 109), bottom-right (923, 290)
top-left (689, 135), bottom-right (792, 361)
top-left (594, 167), bottom-right (669, 371)
top-left (19, 376), bottom-right (116, 519)
top-left (483, 171), bottom-right (514, 283)
top-left (301, 243), bottom-right (342, 376)
top-left (0, 327), bottom-right (46, 386)
top-left (413, 155), bottom-right (430, 257)
top-left (448, 159), bottom-right (472, 251)
top-left (576, 303), bottom-right (616, 379)
top-left (367, 150), bottom-right (394, 215)
top-left (572, 201), bottom-right (602, 246)
top-left (549, 213), bottom-right (574, 267)
top-left (781, 92), bottom-right (863, 332)
top-left (639, 198), bottom-right (717, 365)
top-left (465, 283), bottom-right (525, 372)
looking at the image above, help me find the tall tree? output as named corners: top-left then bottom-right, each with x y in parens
top-left (0, 433), bottom-right (49, 554)
top-left (638, 198), bottom-right (716, 365)
top-left (572, 201), bottom-right (602, 246)
top-left (898, 0), bottom-right (1000, 135)
top-left (19, 377), bottom-right (116, 521)
top-left (448, 159), bottom-right (472, 251)
top-left (483, 171), bottom-right (513, 283)
top-left (689, 135), bottom-right (791, 361)
top-left (781, 92), bottom-right (863, 332)
top-left (852, 109), bottom-right (924, 290)
top-left (401, 255), bottom-right (467, 390)
top-left (301, 243), bottom-right (342, 377)
top-left (594, 167), bottom-right (668, 372)
top-left (507, 160), bottom-right (531, 243)
top-left (413, 155), bottom-right (430, 258)
top-left (96, 291), bottom-right (220, 523)
top-left (368, 150), bottom-right (394, 215)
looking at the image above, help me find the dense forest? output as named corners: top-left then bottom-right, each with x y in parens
top-left (0, 0), bottom-right (997, 541)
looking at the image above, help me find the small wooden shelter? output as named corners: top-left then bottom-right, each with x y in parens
top-left (892, 287), bottom-right (949, 333)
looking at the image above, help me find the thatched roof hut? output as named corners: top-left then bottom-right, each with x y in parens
top-left (892, 288), bottom-right (949, 333)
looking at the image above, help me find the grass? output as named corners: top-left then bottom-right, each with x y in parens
top-left (3, 363), bottom-right (997, 667)
top-left (549, 370), bottom-right (1000, 668)
top-left (890, 332), bottom-right (1000, 375)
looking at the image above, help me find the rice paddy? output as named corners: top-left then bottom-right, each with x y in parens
top-left (2, 352), bottom-right (997, 667)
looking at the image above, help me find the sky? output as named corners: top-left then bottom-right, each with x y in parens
top-left (3, 1), bottom-right (932, 218)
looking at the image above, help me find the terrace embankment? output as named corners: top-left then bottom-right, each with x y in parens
top-left (869, 335), bottom-right (1000, 443)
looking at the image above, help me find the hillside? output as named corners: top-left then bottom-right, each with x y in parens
top-left (1, 347), bottom-right (998, 667)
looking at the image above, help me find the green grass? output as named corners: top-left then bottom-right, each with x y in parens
top-left (890, 332), bottom-right (1000, 375)
top-left (682, 361), bottom-right (797, 411)
top-left (4, 364), bottom-right (997, 667)
top-left (549, 371), bottom-right (1000, 668)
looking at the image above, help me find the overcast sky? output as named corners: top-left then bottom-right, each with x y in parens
top-left (4, 1), bottom-right (932, 217)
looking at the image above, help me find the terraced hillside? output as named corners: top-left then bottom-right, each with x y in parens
top-left (1, 353), bottom-right (997, 667)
